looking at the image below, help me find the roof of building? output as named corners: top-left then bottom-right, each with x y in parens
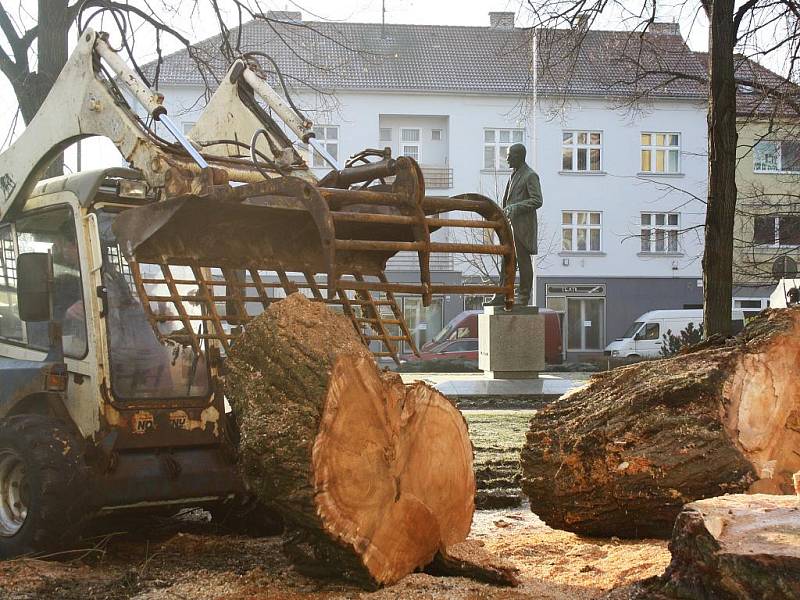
top-left (694, 52), bottom-right (800, 117)
top-left (141, 16), bottom-right (709, 100)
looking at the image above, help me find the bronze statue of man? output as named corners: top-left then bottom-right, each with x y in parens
top-left (486, 143), bottom-right (543, 307)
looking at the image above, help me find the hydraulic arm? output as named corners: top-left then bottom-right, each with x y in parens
top-left (0, 30), bottom-right (516, 362)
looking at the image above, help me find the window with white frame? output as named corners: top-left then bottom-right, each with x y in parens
top-left (379, 127), bottom-right (392, 144)
top-left (401, 128), bottom-right (421, 161)
top-left (641, 212), bottom-right (680, 253)
top-left (562, 131), bottom-right (602, 172)
top-left (562, 211), bottom-right (602, 252)
top-left (483, 128), bottom-right (524, 170)
top-left (431, 129), bottom-right (442, 141)
top-left (753, 139), bottom-right (800, 173)
top-left (310, 125), bottom-right (339, 168)
top-left (641, 133), bottom-right (680, 173)
top-left (753, 214), bottom-right (800, 246)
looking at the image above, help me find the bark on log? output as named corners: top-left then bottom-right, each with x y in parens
top-left (521, 308), bottom-right (800, 538)
top-left (225, 293), bottom-right (475, 587)
top-left (650, 494), bottom-right (800, 599)
top-left (425, 540), bottom-right (520, 587)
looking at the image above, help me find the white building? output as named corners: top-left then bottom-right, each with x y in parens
top-left (146, 11), bottom-right (711, 360)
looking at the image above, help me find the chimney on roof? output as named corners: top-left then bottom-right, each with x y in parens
top-left (489, 12), bottom-right (515, 29)
top-left (576, 13), bottom-right (590, 31)
top-left (264, 10), bottom-right (302, 23)
top-left (650, 21), bottom-right (680, 35)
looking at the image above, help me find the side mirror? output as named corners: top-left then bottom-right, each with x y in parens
top-left (17, 252), bottom-right (53, 322)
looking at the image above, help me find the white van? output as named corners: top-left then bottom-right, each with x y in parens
top-left (605, 309), bottom-right (745, 358)
top-left (770, 278), bottom-right (800, 309)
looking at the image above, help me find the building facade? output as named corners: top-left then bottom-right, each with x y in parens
top-left (728, 56), bottom-right (800, 313)
top-left (148, 12), bottom-right (717, 360)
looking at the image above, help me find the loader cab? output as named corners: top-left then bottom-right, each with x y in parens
top-left (0, 169), bottom-right (242, 557)
top-left (0, 167), bottom-right (223, 444)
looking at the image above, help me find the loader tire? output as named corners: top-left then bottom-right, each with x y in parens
top-left (0, 415), bottom-right (90, 558)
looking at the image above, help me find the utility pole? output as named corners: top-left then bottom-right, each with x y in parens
top-left (381, 0), bottom-right (386, 39)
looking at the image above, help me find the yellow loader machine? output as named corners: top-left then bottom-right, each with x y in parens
top-left (0, 29), bottom-right (514, 556)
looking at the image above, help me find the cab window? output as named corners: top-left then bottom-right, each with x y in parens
top-left (0, 226), bottom-right (22, 341)
top-left (638, 322), bottom-right (660, 340)
top-left (15, 207), bottom-right (87, 357)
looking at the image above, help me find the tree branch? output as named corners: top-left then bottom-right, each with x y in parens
top-left (0, 4), bottom-right (27, 71)
top-left (0, 43), bottom-right (20, 81)
top-left (733, 0), bottom-right (761, 34)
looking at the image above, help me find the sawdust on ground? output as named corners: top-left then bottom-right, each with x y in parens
top-left (0, 507), bottom-right (669, 600)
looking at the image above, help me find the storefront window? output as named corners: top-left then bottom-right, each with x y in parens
top-left (566, 298), bottom-right (604, 351)
top-left (402, 296), bottom-right (444, 354)
top-left (547, 284), bottom-right (606, 353)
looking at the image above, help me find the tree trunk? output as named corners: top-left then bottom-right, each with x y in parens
top-left (225, 293), bottom-right (475, 587)
top-left (520, 308), bottom-right (800, 539)
top-left (35, 0), bottom-right (71, 177)
top-left (702, 0), bottom-right (737, 338)
top-left (647, 494), bottom-right (800, 599)
top-left (5, 1), bottom-right (71, 176)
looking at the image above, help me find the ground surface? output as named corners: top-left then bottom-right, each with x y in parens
top-left (465, 410), bottom-right (533, 509)
top-left (0, 408), bottom-right (670, 599)
top-left (0, 508), bottom-right (669, 600)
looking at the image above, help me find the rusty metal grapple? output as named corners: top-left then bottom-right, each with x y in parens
top-left (113, 150), bottom-right (515, 363)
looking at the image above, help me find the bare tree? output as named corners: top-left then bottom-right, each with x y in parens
top-left (0, 1), bottom-right (365, 174)
top-left (523, 0), bottom-right (800, 337)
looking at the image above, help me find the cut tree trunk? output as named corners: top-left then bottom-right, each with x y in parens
top-left (521, 307), bottom-right (800, 538)
top-left (225, 293), bottom-right (475, 587)
top-left (648, 494), bottom-right (800, 600)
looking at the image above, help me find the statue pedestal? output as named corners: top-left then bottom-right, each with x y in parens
top-left (479, 305), bottom-right (545, 379)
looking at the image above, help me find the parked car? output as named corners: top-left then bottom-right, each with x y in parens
top-left (605, 308), bottom-right (746, 358)
top-left (410, 337), bottom-right (480, 361)
top-left (408, 308), bottom-right (563, 365)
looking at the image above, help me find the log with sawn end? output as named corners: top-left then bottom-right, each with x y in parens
top-left (645, 494), bottom-right (800, 599)
top-left (521, 307), bottom-right (800, 538)
top-left (225, 293), bottom-right (475, 587)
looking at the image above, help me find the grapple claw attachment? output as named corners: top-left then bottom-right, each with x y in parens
top-left (113, 157), bottom-right (515, 364)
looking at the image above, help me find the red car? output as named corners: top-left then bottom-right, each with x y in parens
top-left (410, 337), bottom-right (480, 361)
top-left (403, 308), bottom-right (563, 364)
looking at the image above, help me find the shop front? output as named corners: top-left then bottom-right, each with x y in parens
top-left (544, 283), bottom-right (607, 360)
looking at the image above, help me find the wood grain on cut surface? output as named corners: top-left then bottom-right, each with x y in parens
top-left (226, 293), bottom-right (475, 586)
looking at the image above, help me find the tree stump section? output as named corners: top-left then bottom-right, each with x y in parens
top-left (225, 294), bottom-right (475, 587)
top-left (521, 308), bottom-right (800, 538)
top-left (650, 494), bottom-right (800, 599)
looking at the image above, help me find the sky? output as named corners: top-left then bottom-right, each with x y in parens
top-left (0, 0), bottom-right (719, 171)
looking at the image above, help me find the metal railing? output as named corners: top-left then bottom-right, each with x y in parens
top-left (420, 166), bottom-right (453, 189)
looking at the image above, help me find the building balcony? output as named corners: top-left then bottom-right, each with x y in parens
top-left (420, 166), bottom-right (453, 189)
top-left (386, 251), bottom-right (454, 272)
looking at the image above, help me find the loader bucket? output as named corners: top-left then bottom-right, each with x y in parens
top-left (112, 156), bottom-right (515, 364)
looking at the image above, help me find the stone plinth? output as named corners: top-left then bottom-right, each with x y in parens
top-left (479, 306), bottom-right (545, 379)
